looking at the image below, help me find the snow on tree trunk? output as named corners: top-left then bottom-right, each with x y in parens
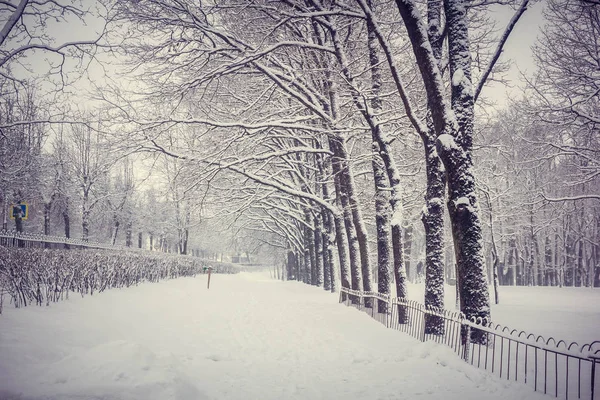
top-left (112, 212), bottom-right (120, 245)
top-left (443, 0), bottom-right (488, 331)
top-left (370, 121), bottom-right (408, 321)
top-left (82, 209), bottom-right (90, 242)
top-left (396, 0), bottom-right (490, 343)
top-left (314, 213), bottom-right (324, 287)
top-left (420, 0), bottom-right (447, 333)
top-left (327, 21), bottom-right (373, 306)
top-left (296, 252), bottom-right (302, 283)
top-left (327, 219), bottom-right (337, 293)
top-left (422, 136), bottom-right (446, 334)
top-left (126, 222), bottom-right (133, 247)
top-left (402, 225), bottom-right (412, 282)
top-left (445, 0), bottom-right (474, 157)
top-left (329, 136), bottom-right (362, 303)
top-left (44, 202), bottom-right (52, 247)
top-left (319, 157), bottom-right (337, 293)
top-left (346, 159), bottom-right (373, 306)
top-left (437, 134), bottom-right (491, 344)
top-left (333, 212), bottom-right (351, 297)
top-left (367, 20), bottom-right (393, 313)
top-left (372, 142), bottom-right (392, 313)
top-left (307, 212), bottom-right (317, 285)
top-left (62, 205), bottom-right (71, 245)
top-left (322, 216), bottom-right (332, 291)
top-left (304, 220), bottom-right (313, 284)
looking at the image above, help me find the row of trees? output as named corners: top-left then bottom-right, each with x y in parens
top-left (0, 0), bottom-right (260, 259)
top-left (0, 105), bottom-right (233, 256)
top-left (105, 0), bottom-right (537, 338)
top-left (1, 0), bottom-right (598, 339)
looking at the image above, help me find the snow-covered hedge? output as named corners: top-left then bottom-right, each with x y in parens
top-left (0, 247), bottom-right (239, 312)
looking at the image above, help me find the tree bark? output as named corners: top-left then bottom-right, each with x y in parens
top-left (329, 136), bottom-right (362, 302)
top-left (314, 213), bottom-right (324, 287)
top-left (305, 211), bottom-right (315, 285)
top-left (392, 0), bottom-right (491, 343)
top-left (367, 18), bottom-right (393, 313)
top-left (422, 136), bottom-right (447, 333)
top-left (372, 143), bottom-right (392, 313)
top-left (44, 201), bottom-right (52, 248)
top-left (322, 216), bottom-right (331, 291)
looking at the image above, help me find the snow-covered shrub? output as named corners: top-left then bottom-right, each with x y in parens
top-left (0, 247), bottom-right (239, 312)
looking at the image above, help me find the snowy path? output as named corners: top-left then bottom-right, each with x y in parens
top-left (0, 272), bottom-right (547, 400)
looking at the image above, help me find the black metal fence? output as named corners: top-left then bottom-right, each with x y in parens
top-left (339, 287), bottom-right (600, 400)
top-left (0, 230), bottom-right (129, 251)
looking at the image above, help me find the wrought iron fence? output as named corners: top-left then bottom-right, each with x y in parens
top-left (339, 287), bottom-right (600, 400)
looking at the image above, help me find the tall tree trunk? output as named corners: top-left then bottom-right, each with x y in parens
top-left (528, 205), bottom-right (535, 286)
top-left (329, 136), bottom-right (362, 301)
top-left (346, 164), bottom-right (373, 305)
top-left (367, 19), bottom-right (392, 312)
top-left (44, 201), bottom-right (52, 248)
top-left (82, 210), bottom-right (90, 241)
top-left (483, 191), bottom-right (500, 303)
top-left (112, 212), bottom-right (120, 245)
top-left (372, 143), bottom-right (392, 313)
top-left (322, 219), bottom-right (331, 291)
top-left (314, 213), bottom-right (324, 287)
top-left (362, 18), bottom-right (408, 317)
top-left (423, 0), bottom-right (447, 332)
top-left (508, 237), bottom-right (517, 286)
top-left (595, 218), bottom-right (600, 288)
top-left (287, 250), bottom-right (295, 281)
top-left (544, 235), bottom-right (552, 287)
top-left (305, 211), bottom-right (315, 285)
top-left (326, 22), bottom-right (374, 306)
top-left (442, 0), bottom-right (491, 343)
top-left (125, 221), bottom-right (133, 247)
top-left (577, 237), bottom-right (584, 287)
top-left (63, 201), bottom-right (70, 249)
top-left (386, 0), bottom-right (492, 342)
top-left (296, 252), bottom-right (302, 282)
top-left (403, 225), bottom-right (414, 282)
top-left (181, 228), bottom-right (188, 255)
top-left (318, 157), bottom-right (337, 292)
top-left (422, 138), bottom-right (446, 332)
top-left (565, 215), bottom-right (575, 287)
top-left (326, 213), bottom-right (337, 293)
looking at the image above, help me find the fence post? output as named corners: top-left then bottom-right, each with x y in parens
top-left (463, 323), bottom-right (471, 362)
top-left (421, 306), bottom-right (427, 342)
top-left (591, 356), bottom-right (599, 400)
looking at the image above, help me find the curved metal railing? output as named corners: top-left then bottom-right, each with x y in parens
top-left (339, 287), bottom-right (599, 400)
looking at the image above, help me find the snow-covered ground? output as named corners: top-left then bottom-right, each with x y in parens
top-left (0, 272), bottom-right (551, 400)
top-left (407, 283), bottom-right (600, 345)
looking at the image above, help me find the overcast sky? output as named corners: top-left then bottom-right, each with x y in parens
top-left (481, 1), bottom-right (546, 107)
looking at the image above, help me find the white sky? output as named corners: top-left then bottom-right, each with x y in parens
top-left (480, 1), bottom-right (547, 106)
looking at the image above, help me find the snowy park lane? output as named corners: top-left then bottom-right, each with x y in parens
top-left (0, 273), bottom-right (548, 400)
